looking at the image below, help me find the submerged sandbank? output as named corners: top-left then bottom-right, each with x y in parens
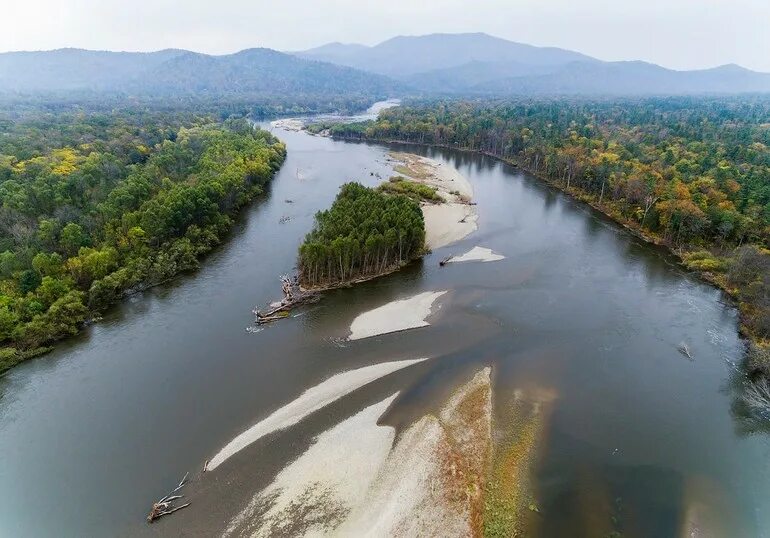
top-left (389, 152), bottom-right (478, 249)
top-left (679, 476), bottom-right (732, 538)
top-left (206, 359), bottom-right (426, 470)
top-left (448, 246), bottom-right (506, 264)
top-left (348, 290), bottom-right (447, 341)
top-left (483, 386), bottom-right (557, 536)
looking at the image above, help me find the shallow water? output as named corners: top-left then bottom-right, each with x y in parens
top-left (0, 116), bottom-right (768, 537)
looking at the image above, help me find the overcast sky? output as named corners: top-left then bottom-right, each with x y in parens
top-left (2, 0), bottom-right (769, 71)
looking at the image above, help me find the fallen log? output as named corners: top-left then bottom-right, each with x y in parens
top-left (257, 312), bottom-right (292, 323)
top-left (147, 472), bottom-right (190, 523)
top-left (439, 255), bottom-right (453, 266)
top-left (254, 275), bottom-right (321, 325)
top-left (677, 342), bottom-right (694, 361)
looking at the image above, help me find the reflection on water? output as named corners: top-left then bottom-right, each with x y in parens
top-left (0, 121), bottom-right (767, 537)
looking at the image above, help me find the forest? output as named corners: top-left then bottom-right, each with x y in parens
top-left (298, 182), bottom-right (425, 287)
top-left (0, 106), bottom-right (285, 372)
top-left (322, 97), bottom-right (770, 372)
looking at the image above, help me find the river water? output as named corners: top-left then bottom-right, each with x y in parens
top-left (0, 107), bottom-right (768, 537)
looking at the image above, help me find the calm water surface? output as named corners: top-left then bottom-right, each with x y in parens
top-left (0, 114), bottom-right (768, 536)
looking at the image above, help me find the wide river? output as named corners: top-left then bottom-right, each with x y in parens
top-left (0, 107), bottom-right (769, 537)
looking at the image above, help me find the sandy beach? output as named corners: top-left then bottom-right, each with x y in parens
top-left (388, 152), bottom-right (477, 249)
top-left (206, 359), bottom-right (426, 470)
top-left (223, 394), bottom-right (400, 537)
top-left (270, 118), bottom-right (305, 132)
top-left (224, 368), bottom-right (493, 537)
top-left (337, 367), bottom-right (492, 536)
top-left (348, 290), bottom-right (447, 340)
top-left (448, 245), bottom-right (506, 263)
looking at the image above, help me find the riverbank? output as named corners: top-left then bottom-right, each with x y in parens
top-left (323, 134), bottom-right (769, 363)
top-left (0, 128), bottom-right (287, 376)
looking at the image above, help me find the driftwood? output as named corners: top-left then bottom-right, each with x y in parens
top-left (439, 255), bottom-right (453, 266)
top-left (147, 472), bottom-right (190, 523)
top-left (254, 275), bottom-right (320, 325)
top-left (677, 342), bottom-right (694, 360)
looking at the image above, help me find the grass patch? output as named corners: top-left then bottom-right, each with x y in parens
top-left (483, 401), bottom-right (542, 537)
top-left (378, 176), bottom-right (443, 203)
top-left (393, 165), bottom-right (415, 177)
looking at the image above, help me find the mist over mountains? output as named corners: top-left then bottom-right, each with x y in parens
top-left (296, 33), bottom-right (770, 95)
top-left (1, 32), bottom-right (768, 98)
top-left (0, 47), bottom-right (400, 97)
top-left (295, 33), bottom-right (597, 77)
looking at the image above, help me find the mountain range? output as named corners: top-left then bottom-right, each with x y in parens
top-left (0, 47), bottom-right (399, 96)
top-left (1, 33), bottom-right (768, 98)
top-left (295, 33), bottom-right (770, 95)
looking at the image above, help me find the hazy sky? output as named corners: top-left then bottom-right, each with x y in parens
top-left (2, 0), bottom-right (769, 71)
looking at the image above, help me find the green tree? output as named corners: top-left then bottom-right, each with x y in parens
top-left (59, 223), bottom-right (87, 256)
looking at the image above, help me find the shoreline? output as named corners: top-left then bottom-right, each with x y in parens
top-left (322, 133), bottom-right (763, 350)
top-left (2, 142), bottom-right (287, 376)
top-left (296, 150), bottom-right (479, 294)
top-left (387, 151), bottom-right (478, 250)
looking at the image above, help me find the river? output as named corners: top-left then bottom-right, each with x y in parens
top-left (0, 105), bottom-right (768, 537)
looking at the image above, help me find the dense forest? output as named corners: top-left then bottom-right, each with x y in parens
top-left (322, 97), bottom-right (770, 372)
top-left (298, 182), bottom-right (425, 287)
top-left (0, 92), bottom-right (378, 123)
top-left (0, 107), bottom-right (285, 372)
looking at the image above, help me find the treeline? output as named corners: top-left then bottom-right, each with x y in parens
top-left (298, 183), bottom-right (425, 287)
top-left (324, 97), bottom-right (770, 368)
top-left (0, 109), bottom-right (285, 372)
top-left (0, 92), bottom-right (377, 124)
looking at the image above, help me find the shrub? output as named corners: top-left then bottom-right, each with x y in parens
top-left (377, 176), bottom-right (443, 203)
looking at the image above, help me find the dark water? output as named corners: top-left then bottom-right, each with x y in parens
top-left (0, 120), bottom-right (768, 537)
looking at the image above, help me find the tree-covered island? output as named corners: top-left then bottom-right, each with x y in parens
top-left (297, 182), bottom-right (426, 288)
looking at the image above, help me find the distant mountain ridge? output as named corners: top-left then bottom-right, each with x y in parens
top-left (1, 33), bottom-right (769, 98)
top-left (474, 60), bottom-right (770, 95)
top-left (295, 32), bottom-right (770, 95)
top-left (0, 48), bottom-right (187, 91)
top-left (295, 32), bottom-right (597, 77)
top-left (0, 47), bottom-right (400, 96)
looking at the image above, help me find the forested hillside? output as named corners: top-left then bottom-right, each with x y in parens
top-left (0, 47), bottom-right (399, 98)
top-left (0, 109), bottom-right (285, 371)
top-left (323, 97), bottom-right (770, 369)
top-left (298, 182), bottom-right (425, 287)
